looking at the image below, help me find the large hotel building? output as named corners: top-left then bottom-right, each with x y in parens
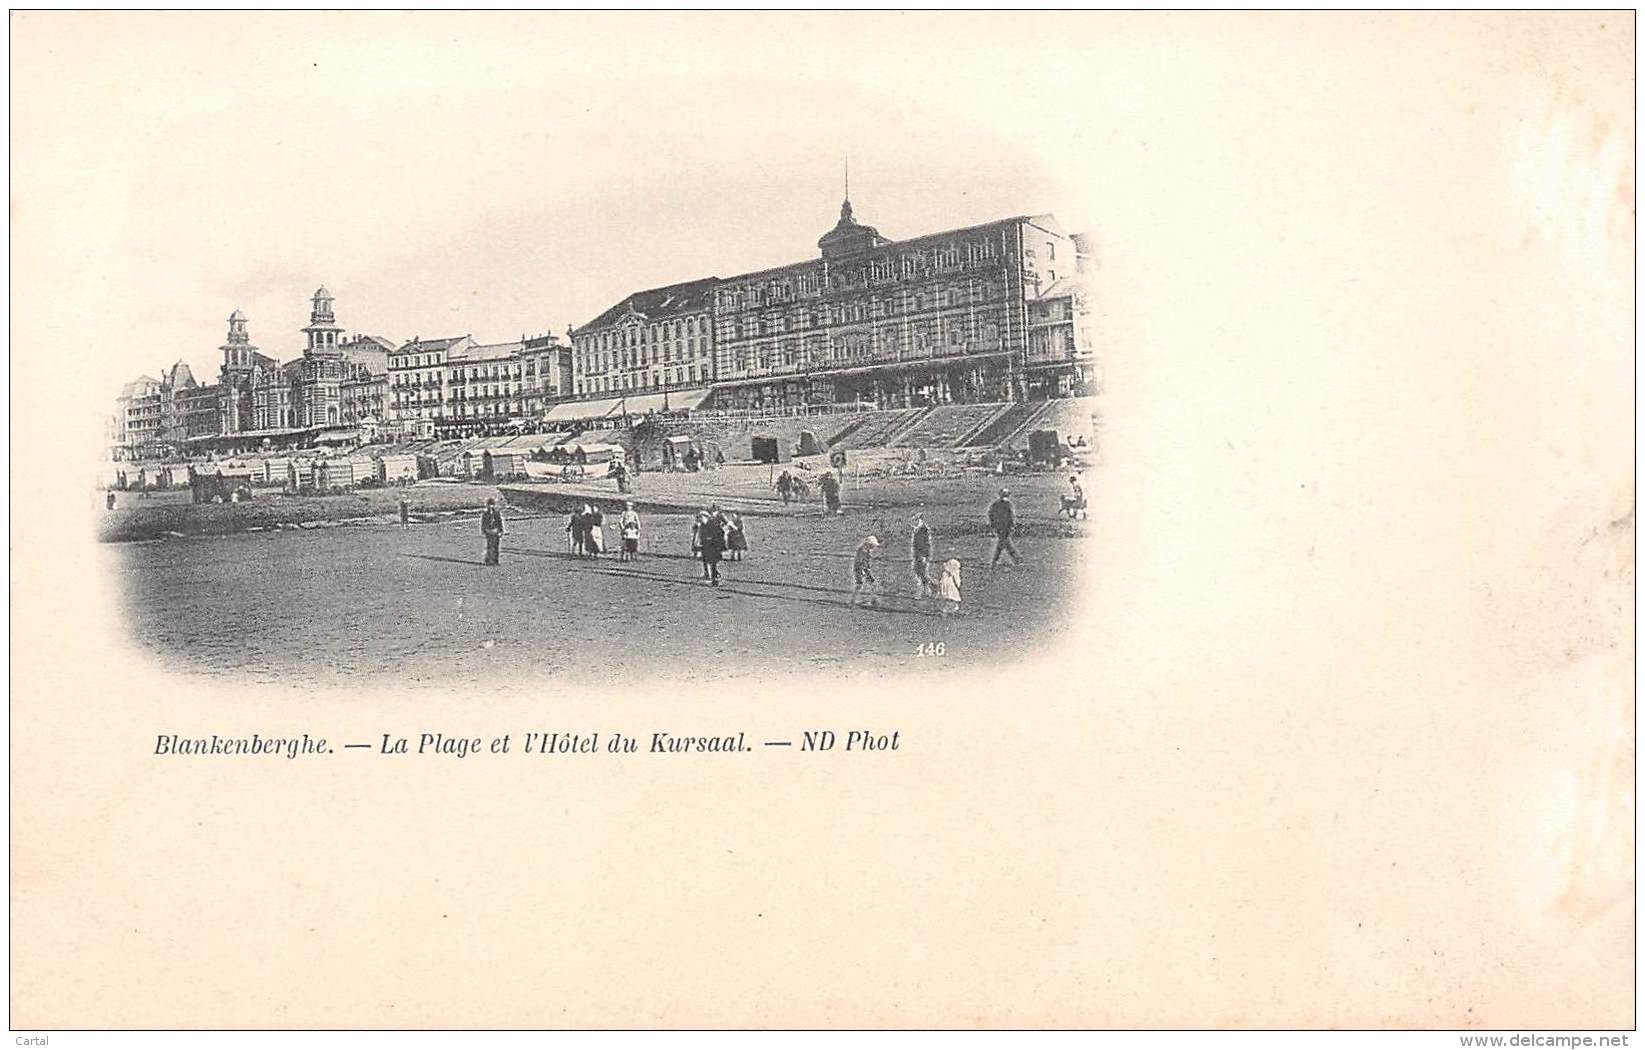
top-left (571, 196), bottom-right (1095, 412)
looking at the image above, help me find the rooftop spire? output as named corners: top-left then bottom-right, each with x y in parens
top-left (840, 155), bottom-right (854, 223)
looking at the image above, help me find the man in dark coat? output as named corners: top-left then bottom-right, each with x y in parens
top-left (910, 513), bottom-right (936, 598)
top-left (481, 498), bottom-right (505, 566)
top-left (819, 471), bottom-right (841, 515)
top-left (988, 488), bottom-right (1021, 567)
top-left (698, 507), bottom-right (727, 586)
top-left (566, 508), bottom-right (585, 556)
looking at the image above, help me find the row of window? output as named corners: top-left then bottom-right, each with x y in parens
top-left (578, 338), bottom-right (710, 375)
top-left (577, 315), bottom-right (710, 354)
top-left (719, 280), bottom-right (1007, 339)
top-left (720, 320), bottom-right (1001, 375)
top-left (575, 364), bottom-right (705, 396)
top-left (717, 240), bottom-right (1003, 311)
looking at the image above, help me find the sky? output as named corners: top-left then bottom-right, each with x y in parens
top-left (17, 12), bottom-right (1100, 397)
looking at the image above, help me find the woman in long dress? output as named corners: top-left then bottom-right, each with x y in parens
top-left (585, 504), bottom-right (604, 557)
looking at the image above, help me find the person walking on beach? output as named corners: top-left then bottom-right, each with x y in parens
top-left (567, 507), bottom-right (585, 556)
top-left (988, 488), bottom-right (1022, 567)
top-left (691, 511), bottom-right (709, 578)
top-left (850, 535), bottom-right (881, 608)
top-left (613, 457), bottom-right (630, 494)
top-left (619, 502), bottom-right (641, 562)
top-left (399, 495), bottom-right (410, 530)
top-left (1062, 475), bottom-right (1087, 519)
top-left (698, 508), bottom-right (727, 586)
top-left (819, 470), bottom-right (841, 516)
top-left (481, 498), bottom-right (505, 566)
top-left (776, 469), bottom-right (794, 505)
top-left (726, 511), bottom-right (748, 562)
top-left (910, 513), bottom-right (936, 598)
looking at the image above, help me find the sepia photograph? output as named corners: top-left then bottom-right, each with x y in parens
top-left (9, 9), bottom-right (1634, 1038)
top-left (102, 202), bottom-right (1098, 685)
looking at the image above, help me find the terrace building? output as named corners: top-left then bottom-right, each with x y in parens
top-left (522, 332), bottom-right (574, 416)
top-left (571, 278), bottom-right (718, 400)
top-left (387, 334), bottom-right (473, 434)
top-left (113, 375), bottom-right (165, 459)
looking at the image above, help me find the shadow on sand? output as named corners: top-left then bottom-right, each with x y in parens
top-left (405, 545), bottom-right (944, 617)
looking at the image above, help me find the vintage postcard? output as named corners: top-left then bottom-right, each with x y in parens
top-left (9, 10), bottom-right (1634, 1034)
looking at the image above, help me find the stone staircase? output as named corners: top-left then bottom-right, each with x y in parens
top-left (964, 400), bottom-right (1047, 448)
top-left (887, 403), bottom-right (1010, 449)
top-left (827, 408), bottom-right (927, 450)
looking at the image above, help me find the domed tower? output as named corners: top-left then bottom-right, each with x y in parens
top-left (218, 310), bottom-right (262, 435)
top-left (302, 286), bottom-right (344, 357)
top-left (219, 309), bottom-right (260, 374)
top-left (817, 189), bottom-right (885, 260)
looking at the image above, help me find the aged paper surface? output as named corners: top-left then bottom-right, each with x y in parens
top-left (10, 11), bottom-right (1633, 1029)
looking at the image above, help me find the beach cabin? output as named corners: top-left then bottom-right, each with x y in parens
top-left (482, 449), bottom-right (530, 481)
top-left (315, 458), bottom-right (357, 493)
top-left (751, 436), bottom-right (791, 464)
top-left (376, 453), bottom-right (420, 486)
top-left (662, 435), bottom-right (694, 471)
top-left (190, 465), bottom-right (256, 504)
top-left (286, 459), bottom-right (318, 493)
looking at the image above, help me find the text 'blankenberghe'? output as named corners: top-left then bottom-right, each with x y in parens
top-left (153, 730), bottom-right (903, 759)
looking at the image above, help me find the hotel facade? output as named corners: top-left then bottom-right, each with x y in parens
top-left (569, 197), bottom-right (1097, 415)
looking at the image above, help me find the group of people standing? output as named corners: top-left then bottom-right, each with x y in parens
top-left (690, 506), bottom-right (748, 586)
top-left (775, 467), bottom-right (841, 514)
top-left (565, 502), bottom-right (644, 561)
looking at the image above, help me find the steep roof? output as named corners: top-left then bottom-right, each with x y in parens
top-left (577, 277), bottom-right (719, 334)
top-left (349, 334), bottom-right (396, 352)
top-left (396, 335), bottom-right (471, 353)
top-left (163, 361), bottom-right (197, 389)
top-left (451, 340), bottom-right (524, 362)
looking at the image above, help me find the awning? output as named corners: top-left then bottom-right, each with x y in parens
top-left (607, 388), bottom-right (712, 415)
top-left (544, 397), bottom-right (624, 422)
top-left (708, 352), bottom-right (1018, 389)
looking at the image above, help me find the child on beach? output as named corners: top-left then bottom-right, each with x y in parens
top-left (619, 503), bottom-right (640, 562)
top-left (851, 536), bottom-right (881, 608)
top-left (939, 554), bottom-right (963, 617)
top-left (726, 512), bottom-right (748, 561)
